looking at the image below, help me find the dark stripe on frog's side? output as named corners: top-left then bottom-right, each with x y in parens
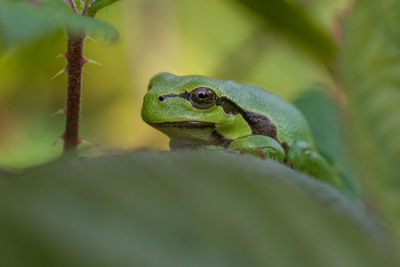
top-left (216, 97), bottom-right (278, 139)
top-left (215, 97), bottom-right (292, 152)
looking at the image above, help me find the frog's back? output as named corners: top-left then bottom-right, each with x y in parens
top-left (214, 79), bottom-right (314, 146)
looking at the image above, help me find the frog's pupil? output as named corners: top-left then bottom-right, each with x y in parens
top-left (199, 93), bottom-right (206, 99)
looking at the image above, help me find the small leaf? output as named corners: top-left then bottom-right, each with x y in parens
top-left (0, 2), bottom-right (61, 49)
top-left (87, 0), bottom-right (120, 16)
top-left (0, 1), bottom-right (119, 50)
top-left (65, 14), bottom-right (119, 41)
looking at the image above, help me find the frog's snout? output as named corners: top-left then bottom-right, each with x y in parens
top-left (141, 92), bottom-right (179, 124)
top-left (141, 92), bottom-right (159, 124)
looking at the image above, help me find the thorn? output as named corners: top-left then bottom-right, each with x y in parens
top-left (78, 139), bottom-right (98, 147)
top-left (56, 52), bottom-right (67, 58)
top-left (81, 57), bottom-right (88, 65)
top-left (52, 108), bottom-right (66, 117)
top-left (52, 138), bottom-right (60, 147)
top-left (52, 133), bottom-right (66, 147)
top-left (87, 58), bottom-right (102, 66)
top-left (82, 57), bottom-right (102, 66)
top-left (86, 35), bottom-right (96, 42)
top-left (51, 67), bottom-right (67, 80)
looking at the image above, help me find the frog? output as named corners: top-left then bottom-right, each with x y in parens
top-left (141, 72), bottom-right (342, 189)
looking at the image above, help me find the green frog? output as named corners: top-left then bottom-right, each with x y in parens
top-left (141, 72), bottom-right (342, 189)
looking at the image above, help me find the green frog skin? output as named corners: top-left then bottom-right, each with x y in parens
top-left (141, 72), bottom-right (342, 189)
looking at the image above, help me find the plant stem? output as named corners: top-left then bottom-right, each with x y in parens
top-left (64, 32), bottom-right (85, 152)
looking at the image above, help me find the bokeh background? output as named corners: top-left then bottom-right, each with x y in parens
top-left (0, 0), bottom-right (347, 168)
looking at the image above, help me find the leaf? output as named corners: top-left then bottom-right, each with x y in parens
top-left (0, 1), bottom-right (61, 49)
top-left (0, 1), bottom-right (119, 50)
top-left (0, 151), bottom-right (393, 267)
top-left (231, 0), bottom-right (337, 66)
top-left (88, 0), bottom-right (120, 16)
top-left (65, 13), bottom-right (119, 41)
top-left (294, 89), bottom-right (360, 202)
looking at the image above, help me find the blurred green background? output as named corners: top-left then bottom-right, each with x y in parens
top-left (0, 0), bottom-right (346, 168)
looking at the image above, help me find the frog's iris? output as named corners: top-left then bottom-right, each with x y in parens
top-left (189, 87), bottom-right (217, 109)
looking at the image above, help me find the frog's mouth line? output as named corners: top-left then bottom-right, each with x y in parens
top-left (149, 121), bottom-right (216, 129)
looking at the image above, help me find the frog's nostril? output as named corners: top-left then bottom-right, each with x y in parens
top-left (158, 96), bottom-right (164, 102)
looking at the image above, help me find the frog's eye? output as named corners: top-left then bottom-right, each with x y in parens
top-left (189, 87), bottom-right (217, 109)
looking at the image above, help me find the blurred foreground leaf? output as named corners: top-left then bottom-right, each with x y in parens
top-left (0, 0), bottom-right (118, 50)
top-left (0, 151), bottom-right (393, 267)
top-left (231, 0), bottom-right (337, 66)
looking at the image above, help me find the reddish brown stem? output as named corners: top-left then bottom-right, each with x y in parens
top-left (64, 32), bottom-right (85, 152)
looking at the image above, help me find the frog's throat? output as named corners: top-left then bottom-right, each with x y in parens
top-left (149, 121), bottom-right (232, 148)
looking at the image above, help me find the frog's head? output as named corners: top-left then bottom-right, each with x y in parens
top-left (141, 72), bottom-right (251, 146)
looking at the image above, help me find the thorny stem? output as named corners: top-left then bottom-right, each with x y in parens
top-left (64, 32), bottom-right (85, 152)
top-left (63, 1), bottom-right (96, 152)
top-left (60, 0), bottom-right (113, 152)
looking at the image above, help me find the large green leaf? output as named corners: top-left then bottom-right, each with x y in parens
top-left (0, 151), bottom-right (393, 267)
top-left (0, 0), bottom-right (118, 50)
top-left (231, 0), bottom-right (337, 66)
